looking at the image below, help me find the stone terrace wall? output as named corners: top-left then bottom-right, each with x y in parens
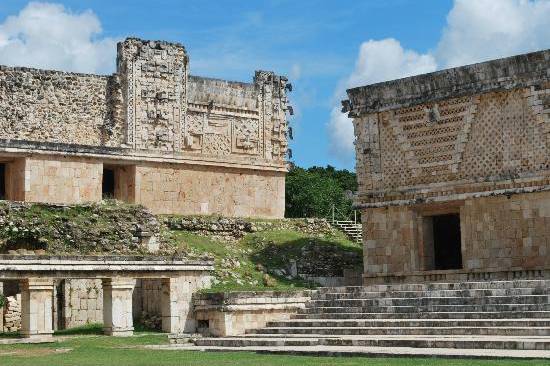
top-left (25, 156), bottom-right (102, 204)
top-left (135, 163), bottom-right (285, 217)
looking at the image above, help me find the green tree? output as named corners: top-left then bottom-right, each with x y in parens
top-left (285, 165), bottom-right (356, 219)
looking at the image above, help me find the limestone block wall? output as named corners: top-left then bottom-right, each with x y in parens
top-left (135, 163), bottom-right (285, 218)
top-left (363, 191), bottom-right (550, 277)
top-left (25, 156), bottom-right (102, 204)
top-left (132, 279), bottom-right (162, 328)
top-left (62, 279), bottom-right (103, 328)
top-left (462, 191), bottom-right (550, 270)
top-left (362, 206), bottom-right (419, 275)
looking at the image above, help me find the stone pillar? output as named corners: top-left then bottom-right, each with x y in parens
top-left (161, 277), bottom-right (194, 334)
top-left (102, 278), bottom-right (135, 336)
top-left (19, 278), bottom-right (54, 339)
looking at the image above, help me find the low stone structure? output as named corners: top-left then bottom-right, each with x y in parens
top-left (0, 37), bottom-right (291, 218)
top-left (192, 290), bottom-right (311, 337)
top-left (341, 48), bottom-right (550, 284)
top-left (0, 255), bottom-right (212, 338)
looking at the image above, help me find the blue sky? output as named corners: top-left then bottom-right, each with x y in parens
top-left (1, 1), bottom-right (549, 170)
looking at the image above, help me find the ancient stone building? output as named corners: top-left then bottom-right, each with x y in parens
top-left (0, 38), bottom-right (291, 218)
top-left (343, 49), bottom-right (550, 284)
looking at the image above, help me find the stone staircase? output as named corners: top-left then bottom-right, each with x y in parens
top-left (331, 220), bottom-right (362, 243)
top-left (194, 279), bottom-right (550, 353)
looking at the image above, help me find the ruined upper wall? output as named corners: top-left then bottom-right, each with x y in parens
top-left (187, 76), bottom-right (257, 110)
top-left (0, 38), bottom-right (291, 170)
top-left (346, 49), bottom-right (550, 207)
top-left (0, 66), bottom-right (124, 147)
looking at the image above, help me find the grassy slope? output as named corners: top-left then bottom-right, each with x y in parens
top-left (166, 224), bottom-right (362, 292)
top-left (0, 330), bottom-right (546, 366)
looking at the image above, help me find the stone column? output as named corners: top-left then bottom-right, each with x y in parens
top-left (102, 278), bottom-right (135, 336)
top-left (20, 278), bottom-right (54, 339)
top-left (161, 276), bottom-right (194, 334)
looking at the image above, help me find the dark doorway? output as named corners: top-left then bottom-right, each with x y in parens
top-left (0, 163), bottom-right (6, 200)
top-left (432, 214), bottom-right (462, 270)
top-left (102, 168), bottom-right (115, 199)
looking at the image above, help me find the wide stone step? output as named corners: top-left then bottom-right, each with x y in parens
top-left (194, 337), bottom-right (322, 347)
top-left (312, 288), bottom-right (546, 300)
top-left (307, 295), bottom-right (550, 307)
top-left (320, 336), bottom-right (550, 350)
top-left (267, 318), bottom-right (550, 328)
top-left (193, 335), bottom-right (550, 351)
top-left (292, 310), bottom-right (550, 319)
top-left (318, 280), bottom-right (550, 293)
top-left (299, 303), bottom-right (550, 313)
top-left (249, 326), bottom-right (550, 336)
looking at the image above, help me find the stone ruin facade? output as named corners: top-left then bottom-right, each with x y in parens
top-left (343, 49), bottom-right (550, 284)
top-left (0, 38), bottom-right (292, 218)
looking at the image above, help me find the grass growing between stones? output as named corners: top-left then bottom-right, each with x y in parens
top-left (0, 334), bottom-right (548, 366)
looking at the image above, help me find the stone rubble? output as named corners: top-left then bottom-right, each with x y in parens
top-left (2, 295), bottom-right (21, 332)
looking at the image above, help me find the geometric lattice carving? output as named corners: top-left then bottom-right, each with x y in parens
top-left (388, 96), bottom-right (478, 180)
top-left (527, 82), bottom-right (550, 146)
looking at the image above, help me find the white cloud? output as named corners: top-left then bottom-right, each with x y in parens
top-left (438, 0), bottom-right (550, 68)
top-left (329, 0), bottom-right (550, 163)
top-left (328, 39), bottom-right (437, 160)
top-left (347, 39), bottom-right (437, 89)
top-left (0, 2), bottom-right (117, 74)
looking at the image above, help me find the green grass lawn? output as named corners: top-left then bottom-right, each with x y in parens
top-left (0, 332), bottom-right (548, 366)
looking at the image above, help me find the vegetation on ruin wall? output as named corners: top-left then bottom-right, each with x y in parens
top-left (0, 200), bottom-right (165, 255)
top-left (285, 164), bottom-right (357, 220)
top-left (0, 330), bottom-right (547, 366)
top-left (0, 199), bottom-right (362, 291)
top-left (163, 216), bottom-right (362, 292)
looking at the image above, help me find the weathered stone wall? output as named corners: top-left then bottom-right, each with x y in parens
top-left (347, 50), bottom-right (550, 208)
top-left (25, 156), bottom-right (102, 204)
top-left (462, 191), bottom-right (550, 270)
top-left (62, 279), bottom-right (103, 328)
top-left (346, 49), bottom-right (550, 279)
top-left (2, 294), bottom-right (21, 332)
top-left (0, 37), bottom-right (290, 218)
top-left (353, 88), bottom-right (550, 206)
top-left (135, 163), bottom-right (285, 217)
top-left (0, 67), bottom-right (123, 147)
top-left (362, 206), bottom-right (418, 275)
top-left (2, 274), bottom-right (212, 332)
top-left (132, 279), bottom-right (162, 329)
top-left (363, 191), bottom-right (550, 276)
